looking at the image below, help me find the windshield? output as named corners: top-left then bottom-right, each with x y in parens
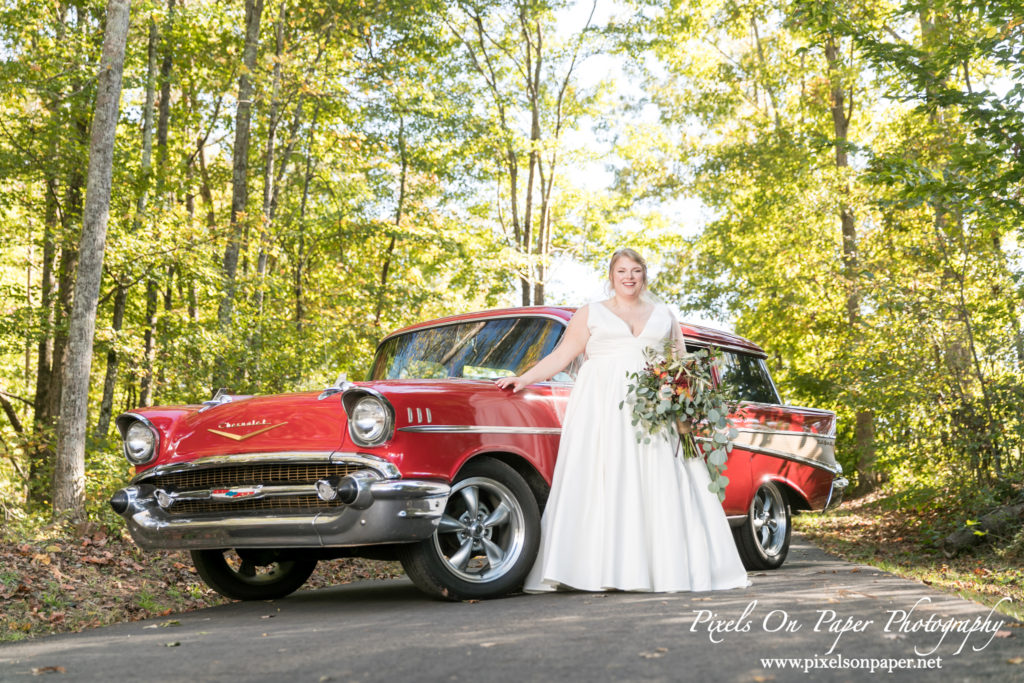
top-left (371, 316), bottom-right (568, 381)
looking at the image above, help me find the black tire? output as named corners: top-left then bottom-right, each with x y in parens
top-left (732, 480), bottom-right (791, 570)
top-left (399, 458), bottom-right (540, 601)
top-left (190, 549), bottom-right (317, 601)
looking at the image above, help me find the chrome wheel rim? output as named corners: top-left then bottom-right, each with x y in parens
top-left (432, 476), bottom-right (526, 583)
top-left (751, 485), bottom-right (787, 557)
top-left (222, 550), bottom-right (297, 586)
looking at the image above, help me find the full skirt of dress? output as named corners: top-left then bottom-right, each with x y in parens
top-left (523, 323), bottom-right (750, 593)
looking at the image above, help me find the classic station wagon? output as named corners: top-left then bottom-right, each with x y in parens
top-left (111, 306), bottom-right (847, 600)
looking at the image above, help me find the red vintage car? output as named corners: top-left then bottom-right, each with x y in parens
top-left (110, 306), bottom-right (846, 601)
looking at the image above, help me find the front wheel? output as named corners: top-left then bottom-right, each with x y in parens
top-left (190, 549), bottom-right (317, 601)
top-left (732, 480), bottom-right (791, 570)
top-left (399, 458), bottom-right (540, 601)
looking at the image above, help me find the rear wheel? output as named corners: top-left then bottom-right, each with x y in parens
top-left (399, 458), bottom-right (540, 601)
top-left (190, 549), bottom-right (317, 601)
top-left (732, 480), bottom-right (791, 570)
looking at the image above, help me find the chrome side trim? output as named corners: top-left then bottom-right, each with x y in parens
top-left (699, 437), bottom-right (842, 475)
top-left (131, 451), bottom-right (402, 484)
top-left (397, 424), bottom-right (562, 435)
top-left (685, 340), bottom-right (768, 360)
top-left (734, 427), bottom-right (836, 444)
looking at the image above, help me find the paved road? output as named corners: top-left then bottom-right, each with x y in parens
top-left (1, 534), bottom-right (1021, 682)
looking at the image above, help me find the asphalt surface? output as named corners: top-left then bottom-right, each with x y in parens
top-left (1, 534), bottom-right (1021, 682)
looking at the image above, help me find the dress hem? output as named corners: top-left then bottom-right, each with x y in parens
top-left (523, 576), bottom-right (751, 594)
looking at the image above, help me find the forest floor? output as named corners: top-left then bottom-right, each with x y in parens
top-left (0, 520), bottom-right (403, 643)
top-left (794, 489), bottom-right (1024, 622)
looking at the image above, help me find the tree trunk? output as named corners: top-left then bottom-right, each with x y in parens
top-left (139, 3), bottom-right (175, 403)
top-left (94, 284), bottom-right (127, 437)
top-left (155, 0), bottom-right (174, 180)
top-left (825, 36), bottom-right (877, 495)
top-left (295, 101), bottom-right (322, 331)
top-left (139, 278), bottom-right (158, 406)
top-left (252, 4), bottom-right (284, 383)
top-left (48, 106), bottom-right (89, 422)
top-left (375, 116), bottom-right (407, 326)
top-left (53, 0), bottom-right (132, 519)
top-left (31, 154), bottom-right (60, 499)
top-left (215, 0), bottom-right (265, 389)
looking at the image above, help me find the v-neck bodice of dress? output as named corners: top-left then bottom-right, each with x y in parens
top-left (585, 301), bottom-right (672, 362)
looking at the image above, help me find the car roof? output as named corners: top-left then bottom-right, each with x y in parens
top-left (383, 305), bottom-right (766, 357)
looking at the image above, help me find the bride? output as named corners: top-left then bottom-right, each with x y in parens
top-left (496, 248), bottom-right (750, 592)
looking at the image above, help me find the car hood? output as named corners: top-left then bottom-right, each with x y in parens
top-left (132, 391), bottom-right (347, 472)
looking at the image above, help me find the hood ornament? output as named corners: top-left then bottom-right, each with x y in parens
top-left (319, 373), bottom-right (355, 401)
top-left (199, 388), bottom-right (233, 413)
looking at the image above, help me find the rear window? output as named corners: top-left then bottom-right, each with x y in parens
top-left (715, 350), bottom-right (779, 404)
top-left (372, 317), bottom-right (566, 381)
top-left (686, 344), bottom-right (779, 404)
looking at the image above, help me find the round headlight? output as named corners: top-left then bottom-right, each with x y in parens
top-left (124, 421), bottom-right (157, 464)
top-left (350, 396), bottom-right (391, 446)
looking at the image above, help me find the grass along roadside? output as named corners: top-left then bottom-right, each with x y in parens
top-left (0, 521), bottom-right (403, 643)
top-left (794, 490), bottom-right (1024, 623)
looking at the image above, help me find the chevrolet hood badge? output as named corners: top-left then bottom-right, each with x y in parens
top-left (207, 421), bottom-right (288, 441)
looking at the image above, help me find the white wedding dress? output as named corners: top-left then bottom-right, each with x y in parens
top-left (523, 301), bottom-right (750, 593)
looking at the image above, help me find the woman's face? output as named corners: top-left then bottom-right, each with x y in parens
top-left (610, 256), bottom-right (645, 299)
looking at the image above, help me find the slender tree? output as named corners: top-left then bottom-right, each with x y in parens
top-left (215, 0), bottom-right (265, 390)
top-left (53, 0), bottom-right (132, 518)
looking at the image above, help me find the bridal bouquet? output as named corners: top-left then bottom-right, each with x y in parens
top-left (620, 341), bottom-right (738, 502)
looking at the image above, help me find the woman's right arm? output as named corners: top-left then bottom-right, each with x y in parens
top-left (495, 306), bottom-right (590, 393)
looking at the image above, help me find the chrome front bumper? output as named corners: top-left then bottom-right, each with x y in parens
top-left (112, 478), bottom-right (450, 551)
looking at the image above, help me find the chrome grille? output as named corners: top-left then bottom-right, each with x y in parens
top-left (173, 495), bottom-right (335, 515)
top-left (147, 462), bottom-right (363, 490)
top-left (144, 462), bottom-right (365, 515)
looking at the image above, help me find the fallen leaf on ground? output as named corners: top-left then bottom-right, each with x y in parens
top-left (30, 666), bottom-right (65, 675)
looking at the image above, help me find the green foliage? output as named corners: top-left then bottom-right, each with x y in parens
top-left (616, 0), bottom-right (1024, 504)
top-left (0, 0), bottom-right (614, 519)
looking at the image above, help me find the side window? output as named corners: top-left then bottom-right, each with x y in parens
top-left (716, 351), bottom-right (779, 404)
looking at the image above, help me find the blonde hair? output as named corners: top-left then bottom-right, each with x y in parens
top-left (608, 248), bottom-right (648, 290)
